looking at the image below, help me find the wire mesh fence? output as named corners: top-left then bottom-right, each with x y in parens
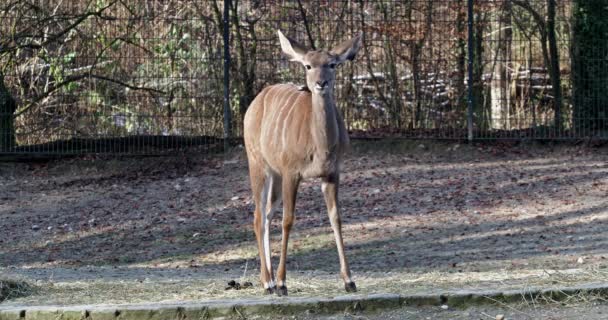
top-left (1, 0), bottom-right (606, 155)
top-left (1, 1), bottom-right (226, 154)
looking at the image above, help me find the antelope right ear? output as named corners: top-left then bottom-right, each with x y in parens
top-left (331, 32), bottom-right (363, 64)
top-left (278, 30), bottom-right (307, 63)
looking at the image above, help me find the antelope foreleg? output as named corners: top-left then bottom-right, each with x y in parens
top-left (322, 175), bottom-right (356, 292)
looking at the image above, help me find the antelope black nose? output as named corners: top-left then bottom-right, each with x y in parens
top-left (316, 81), bottom-right (328, 88)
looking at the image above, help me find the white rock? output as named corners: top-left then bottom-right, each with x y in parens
top-left (231, 196), bottom-right (240, 201)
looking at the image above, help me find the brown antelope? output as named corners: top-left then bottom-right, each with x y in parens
top-left (243, 30), bottom-right (362, 296)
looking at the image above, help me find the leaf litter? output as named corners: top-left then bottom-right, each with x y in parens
top-left (0, 141), bottom-right (607, 306)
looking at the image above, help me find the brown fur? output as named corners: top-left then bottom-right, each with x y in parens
top-left (244, 84), bottom-right (349, 179)
top-left (243, 31), bottom-right (361, 295)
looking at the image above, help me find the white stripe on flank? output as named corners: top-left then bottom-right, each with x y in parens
top-left (272, 88), bottom-right (290, 143)
top-left (281, 91), bottom-right (299, 149)
top-left (263, 86), bottom-right (283, 142)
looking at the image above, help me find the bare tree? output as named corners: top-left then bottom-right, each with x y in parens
top-left (511, 0), bottom-right (562, 129)
top-left (490, 1), bottom-right (513, 129)
top-left (0, 1), bottom-right (170, 149)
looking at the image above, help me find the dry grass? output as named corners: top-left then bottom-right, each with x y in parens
top-left (0, 279), bottom-right (34, 302)
top-left (1, 266), bottom-right (606, 307)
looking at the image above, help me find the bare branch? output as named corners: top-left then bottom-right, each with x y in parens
top-left (0, 0), bottom-right (118, 54)
top-left (511, 0), bottom-right (546, 30)
top-left (14, 73), bottom-right (165, 118)
top-left (296, 0), bottom-right (316, 50)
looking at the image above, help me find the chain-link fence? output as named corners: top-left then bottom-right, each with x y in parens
top-left (1, 0), bottom-right (606, 155)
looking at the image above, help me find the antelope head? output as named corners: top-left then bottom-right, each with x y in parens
top-left (277, 30), bottom-right (363, 96)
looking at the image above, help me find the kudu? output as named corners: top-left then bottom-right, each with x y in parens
top-left (243, 30), bottom-right (362, 296)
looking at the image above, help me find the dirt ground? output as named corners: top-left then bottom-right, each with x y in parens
top-left (1, 140), bottom-right (607, 307)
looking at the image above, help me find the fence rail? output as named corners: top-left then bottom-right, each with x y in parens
top-left (1, 0), bottom-right (606, 155)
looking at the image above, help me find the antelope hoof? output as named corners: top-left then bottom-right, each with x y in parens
top-left (264, 286), bottom-right (276, 295)
top-left (345, 281), bottom-right (357, 293)
top-left (276, 285), bottom-right (288, 296)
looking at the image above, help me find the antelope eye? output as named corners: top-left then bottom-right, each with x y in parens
top-left (305, 65), bottom-right (312, 70)
top-left (329, 63), bottom-right (336, 69)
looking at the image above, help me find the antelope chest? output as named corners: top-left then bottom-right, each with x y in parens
top-left (301, 148), bottom-right (339, 179)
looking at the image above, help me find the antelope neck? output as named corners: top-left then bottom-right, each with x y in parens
top-left (310, 91), bottom-right (338, 154)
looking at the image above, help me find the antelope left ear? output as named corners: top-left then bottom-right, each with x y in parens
top-left (278, 30), bottom-right (308, 63)
top-left (330, 32), bottom-right (363, 64)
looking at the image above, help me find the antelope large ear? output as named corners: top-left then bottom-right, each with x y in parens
top-left (278, 30), bottom-right (307, 63)
top-left (331, 32), bottom-right (363, 64)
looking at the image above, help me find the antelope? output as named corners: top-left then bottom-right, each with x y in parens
top-left (243, 30), bottom-right (362, 296)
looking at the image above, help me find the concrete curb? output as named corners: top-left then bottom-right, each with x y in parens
top-left (1, 283), bottom-right (608, 319)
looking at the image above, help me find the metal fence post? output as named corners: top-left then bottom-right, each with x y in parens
top-left (223, 0), bottom-right (232, 151)
top-left (467, 0), bottom-right (474, 142)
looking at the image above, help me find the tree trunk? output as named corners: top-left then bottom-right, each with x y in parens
top-left (546, 0), bottom-right (562, 130)
top-left (412, 44), bottom-right (422, 128)
top-left (572, 0), bottom-right (608, 135)
top-left (0, 74), bottom-right (16, 151)
top-left (503, 1), bottom-right (512, 129)
top-left (511, 0), bottom-right (562, 131)
top-left (386, 39), bottom-right (402, 128)
top-left (412, 0), bottom-right (433, 128)
top-left (455, 0), bottom-right (467, 117)
top-left (473, 12), bottom-right (490, 130)
top-left (490, 0), bottom-right (512, 130)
